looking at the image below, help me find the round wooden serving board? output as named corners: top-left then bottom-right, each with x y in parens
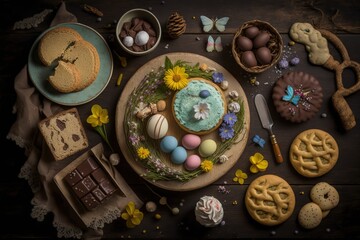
top-left (116, 52), bottom-right (250, 191)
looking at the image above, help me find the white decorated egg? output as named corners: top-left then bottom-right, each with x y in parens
top-left (184, 154), bottom-right (201, 171)
top-left (146, 114), bottom-right (168, 139)
top-left (182, 134), bottom-right (201, 150)
top-left (135, 30), bottom-right (150, 46)
top-left (198, 139), bottom-right (217, 157)
top-left (171, 146), bottom-right (187, 164)
top-left (160, 136), bottom-right (178, 153)
top-left (123, 36), bottom-right (134, 47)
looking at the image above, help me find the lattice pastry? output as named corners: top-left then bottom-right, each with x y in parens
top-left (290, 129), bottom-right (339, 177)
top-left (245, 174), bottom-right (295, 226)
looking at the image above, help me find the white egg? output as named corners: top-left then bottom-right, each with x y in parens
top-left (135, 30), bottom-right (149, 46)
top-left (123, 36), bottom-right (134, 47)
top-left (146, 114), bottom-right (168, 139)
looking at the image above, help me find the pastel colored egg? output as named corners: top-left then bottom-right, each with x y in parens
top-left (198, 139), bottom-right (217, 157)
top-left (184, 154), bottom-right (201, 171)
top-left (199, 90), bottom-right (211, 98)
top-left (182, 134), bottom-right (201, 150)
top-left (171, 146), bottom-right (187, 164)
top-left (146, 114), bottom-right (168, 139)
top-left (160, 136), bottom-right (178, 153)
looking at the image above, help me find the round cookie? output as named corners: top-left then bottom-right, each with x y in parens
top-left (298, 202), bottom-right (322, 229)
top-left (290, 129), bottom-right (339, 177)
top-left (245, 174), bottom-right (295, 226)
top-left (172, 78), bottom-right (227, 135)
top-left (272, 71), bottom-right (323, 123)
top-left (310, 182), bottom-right (339, 211)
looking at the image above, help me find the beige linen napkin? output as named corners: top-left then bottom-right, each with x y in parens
top-left (7, 2), bottom-right (142, 239)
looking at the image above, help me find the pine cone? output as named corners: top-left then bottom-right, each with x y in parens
top-left (167, 12), bottom-right (186, 39)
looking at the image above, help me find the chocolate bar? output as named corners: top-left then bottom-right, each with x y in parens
top-left (64, 156), bottom-right (117, 210)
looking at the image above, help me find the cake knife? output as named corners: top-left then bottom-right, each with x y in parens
top-left (254, 94), bottom-right (283, 163)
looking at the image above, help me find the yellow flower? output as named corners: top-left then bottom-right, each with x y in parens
top-left (121, 201), bottom-right (144, 228)
top-left (137, 147), bottom-right (150, 159)
top-left (249, 152), bottom-right (268, 173)
top-left (200, 160), bottom-right (213, 172)
top-left (233, 169), bottom-right (248, 184)
top-left (87, 104), bottom-right (109, 127)
top-left (164, 65), bottom-right (189, 91)
top-left (86, 104), bottom-right (113, 152)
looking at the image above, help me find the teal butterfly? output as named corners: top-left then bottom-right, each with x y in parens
top-left (200, 15), bottom-right (229, 32)
top-left (206, 36), bottom-right (223, 52)
top-left (282, 85), bottom-right (300, 105)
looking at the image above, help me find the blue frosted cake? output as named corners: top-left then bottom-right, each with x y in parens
top-left (172, 78), bottom-right (227, 134)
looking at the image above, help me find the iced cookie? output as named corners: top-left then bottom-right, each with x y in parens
top-left (290, 129), bottom-right (339, 177)
top-left (310, 182), bottom-right (339, 211)
top-left (245, 174), bottom-right (295, 226)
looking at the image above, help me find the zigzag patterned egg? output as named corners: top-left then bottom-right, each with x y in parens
top-left (146, 114), bottom-right (168, 139)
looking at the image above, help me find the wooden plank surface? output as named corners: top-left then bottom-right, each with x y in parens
top-left (0, 0), bottom-right (359, 239)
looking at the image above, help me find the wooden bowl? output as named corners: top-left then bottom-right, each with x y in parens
top-left (232, 20), bottom-right (283, 73)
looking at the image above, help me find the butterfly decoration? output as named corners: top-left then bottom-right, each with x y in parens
top-left (282, 85), bottom-right (300, 105)
top-left (200, 15), bottom-right (229, 32)
top-left (252, 135), bottom-right (265, 148)
top-left (206, 36), bottom-right (223, 52)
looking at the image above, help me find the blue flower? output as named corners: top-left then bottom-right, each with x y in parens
top-left (223, 112), bottom-right (237, 126)
top-left (219, 125), bottom-right (235, 140)
top-left (212, 72), bottom-right (224, 83)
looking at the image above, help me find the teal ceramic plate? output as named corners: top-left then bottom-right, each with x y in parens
top-left (28, 23), bottom-right (113, 106)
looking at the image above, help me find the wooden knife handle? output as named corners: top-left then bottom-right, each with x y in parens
top-left (270, 134), bottom-right (283, 163)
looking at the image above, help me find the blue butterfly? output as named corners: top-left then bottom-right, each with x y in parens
top-left (252, 135), bottom-right (265, 148)
top-left (200, 16), bottom-right (229, 32)
top-left (282, 85), bottom-right (300, 105)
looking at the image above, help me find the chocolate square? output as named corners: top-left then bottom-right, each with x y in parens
top-left (91, 168), bottom-right (107, 184)
top-left (64, 169), bottom-right (82, 186)
top-left (100, 180), bottom-right (117, 195)
top-left (77, 157), bottom-right (99, 177)
top-left (81, 192), bottom-right (100, 210)
top-left (73, 176), bottom-right (97, 198)
top-left (92, 187), bottom-right (107, 202)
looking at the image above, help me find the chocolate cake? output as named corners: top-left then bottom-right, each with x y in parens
top-left (272, 71), bottom-right (323, 123)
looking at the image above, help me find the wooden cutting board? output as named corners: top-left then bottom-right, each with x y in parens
top-left (115, 52), bottom-right (250, 191)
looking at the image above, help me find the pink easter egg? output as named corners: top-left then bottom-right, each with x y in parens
top-left (182, 134), bottom-right (201, 150)
top-left (184, 154), bottom-right (201, 171)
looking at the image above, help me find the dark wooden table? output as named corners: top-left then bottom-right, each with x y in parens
top-left (1, 0), bottom-right (360, 239)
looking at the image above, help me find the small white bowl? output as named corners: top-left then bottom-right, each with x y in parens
top-left (116, 8), bottom-right (161, 56)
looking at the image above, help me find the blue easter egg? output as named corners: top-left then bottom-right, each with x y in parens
top-left (199, 90), bottom-right (211, 98)
top-left (171, 146), bottom-right (187, 164)
top-left (160, 136), bottom-right (178, 153)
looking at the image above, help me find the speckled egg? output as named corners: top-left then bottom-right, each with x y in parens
top-left (171, 146), bottom-right (187, 164)
top-left (198, 139), bottom-right (217, 157)
top-left (160, 136), bottom-right (178, 153)
top-left (123, 36), bottom-right (134, 47)
top-left (199, 90), bottom-right (211, 98)
top-left (135, 30), bottom-right (149, 46)
top-left (146, 114), bottom-right (168, 139)
top-left (184, 154), bottom-right (201, 171)
top-left (182, 134), bottom-right (201, 150)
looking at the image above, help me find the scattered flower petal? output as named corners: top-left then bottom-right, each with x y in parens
top-left (249, 152), bottom-right (268, 173)
top-left (233, 169), bottom-right (248, 184)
